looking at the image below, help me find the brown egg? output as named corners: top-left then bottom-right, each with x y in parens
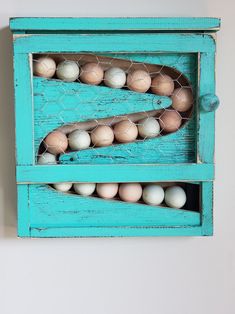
top-left (159, 110), bottom-right (182, 133)
top-left (96, 183), bottom-right (119, 199)
top-left (151, 74), bottom-right (174, 96)
top-left (114, 120), bottom-right (138, 143)
top-left (171, 87), bottom-right (193, 112)
top-left (119, 183), bottom-right (143, 203)
top-left (91, 125), bottom-right (114, 147)
top-left (44, 131), bottom-right (68, 154)
top-left (127, 70), bottom-right (151, 93)
top-left (80, 63), bottom-right (104, 85)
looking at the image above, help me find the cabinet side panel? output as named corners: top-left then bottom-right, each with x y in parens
top-left (13, 51), bottom-right (34, 165)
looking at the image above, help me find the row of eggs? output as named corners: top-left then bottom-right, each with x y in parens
top-left (34, 56), bottom-right (193, 112)
top-left (39, 115), bottom-right (182, 158)
top-left (52, 182), bottom-right (187, 209)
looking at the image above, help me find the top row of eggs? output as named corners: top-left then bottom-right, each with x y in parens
top-left (33, 57), bottom-right (193, 112)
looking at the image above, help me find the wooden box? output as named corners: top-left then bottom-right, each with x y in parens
top-left (10, 17), bottom-right (220, 237)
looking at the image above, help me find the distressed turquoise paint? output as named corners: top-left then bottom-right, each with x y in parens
top-left (30, 185), bottom-right (200, 228)
top-left (17, 185), bottom-right (30, 236)
top-left (30, 226), bottom-right (204, 237)
top-left (13, 33), bottom-right (215, 54)
top-left (201, 181), bottom-right (213, 235)
top-left (10, 17), bottom-right (221, 32)
top-left (16, 164), bottom-right (214, 183)
top-left (198, 52), bottom-right (216, 163)
top-left (13, 53), bottom-right (34, 165)
top-left (34, 53), bottom-right (197, 164)
top-left (11, 18), bottom-right (219, 237)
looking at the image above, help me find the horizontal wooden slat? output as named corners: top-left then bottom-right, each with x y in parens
top-left (16, 163), bottom-right (214, 183)
top-left (13, 33), bottom-right (215, 54)
top-left (30, 226), bottom-right (203, 237)
top-left (10, 17), bottom-right (221, 32)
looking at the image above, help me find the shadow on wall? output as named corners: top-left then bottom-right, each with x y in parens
top-left (0, 27), bottom-right (17, 238)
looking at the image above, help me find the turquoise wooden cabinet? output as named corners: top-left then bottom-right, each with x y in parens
top-left (10, 17), bottom-right (220, 237)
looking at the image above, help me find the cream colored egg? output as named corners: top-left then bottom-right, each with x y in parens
top-left (91, 125), bottom-right (114, 147)
top-left (33, 57), bottom-right (56, 78)
top-left (38, 152), bottom-right (57, 165)
top-left (151, 74), bottom-right (174, 96)
top-left (119, 183), bottom-right (143, 203)
top-left (114, 120), bottom-right (138, 143)
top-left (96, 183), bottom-right (119, 199)
top-left (80, 63), bottom-right (104, 85)
top-left (127, 70), bottom-right (151, 93)
top-left (171, 87), bottom-right (193, 112)
top-left (73, 183), bottom-right (96, 196)
top-left (56, 60), bottom-right (80, 82)
top-left (44, 131), bottom-right (68, 154)
top-left (68, 129), bottom-right (91, 150)
top-left (137, 117), bottom-right (160, 138)
top-left (53, 182), bottom-right (73, 192)
top-left (104, 67), bottom-right (126, 88)
top-left (159, 110), bottom-right (182, 133)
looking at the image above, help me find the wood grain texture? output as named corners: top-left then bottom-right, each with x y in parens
top-left (198, 52), bottom-right (216, 163)
top-left (13, 33), bottom-right (216, 54)
top-left (13, 53), bottom-right (34, 165)
top-left (10, 19), bottom-right (219, 237)
top-left (16, 164), bottom-right (214, 183)
top-left (9, 17), bottom-right (221, 32)
top-left (34, 53), bottom-right (197, 164)
top-left (17, 185), bottom-right (30, 236)
top-left (201, 181), bottom-right (213, 235)
top-left (29, 184), bottom-right (200, 228)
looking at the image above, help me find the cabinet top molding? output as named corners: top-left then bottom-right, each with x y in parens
top-left (10, 17), bottom-right (221, 32)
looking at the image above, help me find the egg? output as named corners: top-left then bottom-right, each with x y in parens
top-left (142, 184), bottom-right (165, 206)
top-left (114, 120), bottom-right (138, 143)
top-left (33, 56), bottom-right (56, 78)
top-left (127, 70), bottom-right (151, 93)
top-left (80, 63), bottom-right (104, 85)
top-left (53, 182), bottom-right (72, 192)
top-left (96, 183), bottom-right (119, 199)
top-left (91, 125), bottom-right (114, 147)
top-left (151, 74), bottom-right (174, 96)
top-left (44, 131), bottom-right (68, 154)
top-left (104, 67), bottom-right (126, 89)
top-left (171, 87), bottom-right (193, 112)
top-left (137, 117), bottom-right (160, 138)
top-left (164, 186), bottom-right (187, 208)
top-left (119, 183), bottom-right (143, 203)
top-left (56, 60), bottom-right (80, 82)
top-left (73, 183), bottom-right (96, 196)
top-left (68, 129), bottom-right (91, 150)
top-left (38, 152), bottom-right (57, 165)
top-left (159, 110), bottom-right (182, 133)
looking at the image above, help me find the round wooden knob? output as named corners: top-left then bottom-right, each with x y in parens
top-left (200, 94), bottom-right (220, 112)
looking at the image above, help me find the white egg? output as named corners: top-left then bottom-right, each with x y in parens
top-left (53, 182), bottom-right (72, 192)
top-left (33, 57), bottom-right (56, 78)
top-left (164, 186), bottom-right (187, 209)
top-left (104, 67), bottom-right (126, 89)
top-left (68, 130), bottom-right (91, 150)
top-left (138, 117), bottom-right (160, 138)
top-left (38, 152), bottom-right (57, 165)
top-left (56, 60), bottom-right (80, 82)
top-left (73, 183), bottom-right (96, 196)
top-left (142, 184), bottom-right (165, 206)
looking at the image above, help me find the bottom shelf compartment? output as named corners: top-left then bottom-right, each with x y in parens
top-left (17, 181), bottom-right (213, 237)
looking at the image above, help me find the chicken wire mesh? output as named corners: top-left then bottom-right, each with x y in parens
top-left (33, 53), bottom-right (197, 165)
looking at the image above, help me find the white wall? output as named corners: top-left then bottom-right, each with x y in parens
top-left (0, 1), bottom-right (234, 313)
